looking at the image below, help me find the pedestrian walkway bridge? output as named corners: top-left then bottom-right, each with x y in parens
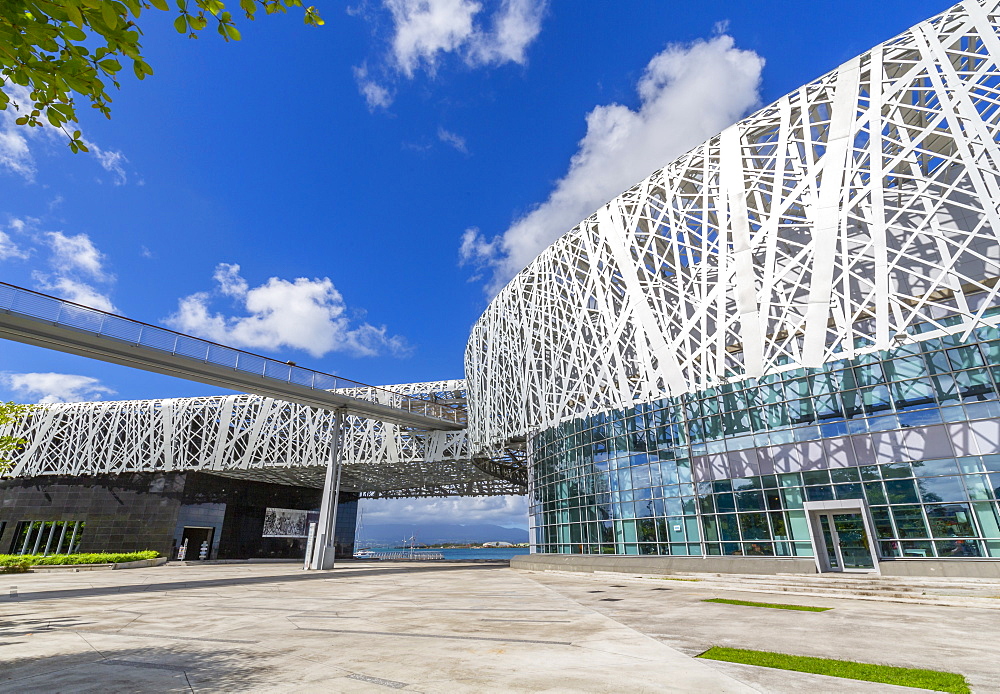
top-left (0, 282), bottom-right (463, 430)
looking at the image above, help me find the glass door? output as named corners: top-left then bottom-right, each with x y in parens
top-left (832, 513), bottom-right (875, 570)
top-left (817, 512), bottom-right (875, 572)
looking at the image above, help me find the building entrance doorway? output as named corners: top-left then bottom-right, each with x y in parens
top-left (816, 512), bottom-right (874, 571)
top-left (181, 526), bottom-right (214, 560)
top-left (803, 499), bottom-right (879, 574)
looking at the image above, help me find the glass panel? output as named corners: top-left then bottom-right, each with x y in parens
top-left (781, 487), bottom-right (804, 509)
top-left (870, 507), bottom-right (895, 539)
top-left (916, 476), bottom-right (968, 503)
top-left (965, 475), bottom-right (993, 501)
top-left (718, 514), bottom-right (740, 542)
top-left (834, 483), bottom-right (865, 500)
top-left (912, 459), bottom-right (961, 477)
top-left (925, 503), bottom-right (976, 537)
top-left (864, 481), bottom-right (887, 505)
top-left (806, 485), bottom-right (835, 501)
top-left (972, 502), bottom-right (1000, 538)
top-left (900, 540), bottom-right (934, 557)
top-left (739, 513), bottom-right (770, 541)
top-left (892, 506), bottom-right (929, 538)
top-left (802, 470), bottom-right (831, 485)
top-left (935, 539), bottom-right (982, 557)
top-left (787, 510), bottom-right (810, 541)
top-left (830, 467), bottom-right (861, 483)
top-left (736, 490), bottom-right (765, 511)
top-left (881, 463), bottom-right (913, 479)
top-left (885, 479), bottom-right (920, 504)
top-left (715, 493), bottom-right (736, 513)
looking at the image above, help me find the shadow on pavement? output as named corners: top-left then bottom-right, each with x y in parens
top-left (2, 642), bottom-right (271, 693)
top-left (0, 562), bottom-right (506, 604)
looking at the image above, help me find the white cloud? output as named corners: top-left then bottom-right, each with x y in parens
top-left (0, 229), bottom-right (28, 260)
top-left (166, 263), bottom-right (411, 358)
top-left (462, 34), bottom-right (765, 293)
top-left (31, 274), bottom-right (118, 312)
top-left (469, 0), bottom-right (545, 66)
top-left (360, 495), bottom-right (528, 528)
top-left (0, 221), bottom-right (118, 312)
top-left (89, 144), bottom-right (128, 185)
top-left (387, 0), bottom-right (481, 77)
top-left (3, 372), bottom-right (115, 404)
top-left (18, 229), bottom-right (119, 311)
top-left (437, 126), bottom-right (468, 153)
top-left (354, 63), bottom-right (395, 109)
top-left (44, 231), bottom-right (109, 280)
top-left (355, 0), bottom-right (546, 105)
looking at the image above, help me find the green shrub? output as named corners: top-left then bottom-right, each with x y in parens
top-left (0, 551), bottom-right (159, 566)
top-left (0, 560), bottom-right (31, 573)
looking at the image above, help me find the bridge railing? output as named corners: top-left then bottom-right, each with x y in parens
top-left (0, 282), bottom-right (463, 425)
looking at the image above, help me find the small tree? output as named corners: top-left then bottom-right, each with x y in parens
top-left (0, 401), bottom-right (33, 475)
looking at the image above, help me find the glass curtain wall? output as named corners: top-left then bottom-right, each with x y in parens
top-left (529, 321), bottom-right (1000, 559)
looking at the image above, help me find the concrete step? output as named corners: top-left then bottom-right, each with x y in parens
top-left (660, 571), bottom-right (1000, 593)
top-left (646, 573), bottom-right (1000, 597)
top-left (534, 569), bottom-right (1000, 609)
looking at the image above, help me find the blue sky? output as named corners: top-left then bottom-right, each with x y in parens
top-left (0, 0), bottom-right (947, 526)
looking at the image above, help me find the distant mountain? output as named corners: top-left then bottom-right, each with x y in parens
top-left (357, 522), bottom-right (528, 546)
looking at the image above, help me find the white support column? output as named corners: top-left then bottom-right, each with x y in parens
top-left (309, 407), bottom-right (344, 570)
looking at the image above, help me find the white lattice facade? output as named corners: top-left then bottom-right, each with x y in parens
top-left (467, 0), bottom-right (1000, 452)
top-left (4, 380), bottom-right (521, 498)
top-left (466, 1), bottom-right (1000, 567)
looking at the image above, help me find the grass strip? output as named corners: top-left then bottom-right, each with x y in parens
top-left (657, 576), bottom-right (700, 582)
top-left (702, 598), bottom-right (830, 612)
top-left (697, 647), bottom-right (970, 693)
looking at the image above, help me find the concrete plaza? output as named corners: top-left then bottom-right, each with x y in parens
top-left (1, 561), bottom-right (997, 692)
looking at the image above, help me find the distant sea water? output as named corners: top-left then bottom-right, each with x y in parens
top-left (437, 547), bottom-right (529, 560)
top-left (360, 547), bottom-right (530, 561)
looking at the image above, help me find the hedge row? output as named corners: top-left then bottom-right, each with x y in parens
top-left (0, 550), bottom-right (160, 567)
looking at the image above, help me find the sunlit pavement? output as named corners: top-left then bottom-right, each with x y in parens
top-left (1, 561), bottom-right (992, 692)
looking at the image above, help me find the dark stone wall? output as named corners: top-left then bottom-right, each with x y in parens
top-left (0, 473), bottom-right (185, 556)
top-left (0, 471), bottom-right (358, 560)
top-left (181, 473), bottom-right (325, 559)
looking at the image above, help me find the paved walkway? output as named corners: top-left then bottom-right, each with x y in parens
top-left (0, 561), bottom-right (993, 692)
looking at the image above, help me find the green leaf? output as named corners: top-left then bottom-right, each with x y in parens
top-left (173, 13), bottom-right (187, 32)
top-left (149, 0), bottom-right (169, 9)
top-left (102, 1), bottom-right (118, 28)
top-left (62, 26), bottom-right (87, 42)
top-left (99, 58), bottom-right (122, 72)
top-left (64, 4), bottom-right (84, 27)
top-left (224, 23), bottom-right (240, 40)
